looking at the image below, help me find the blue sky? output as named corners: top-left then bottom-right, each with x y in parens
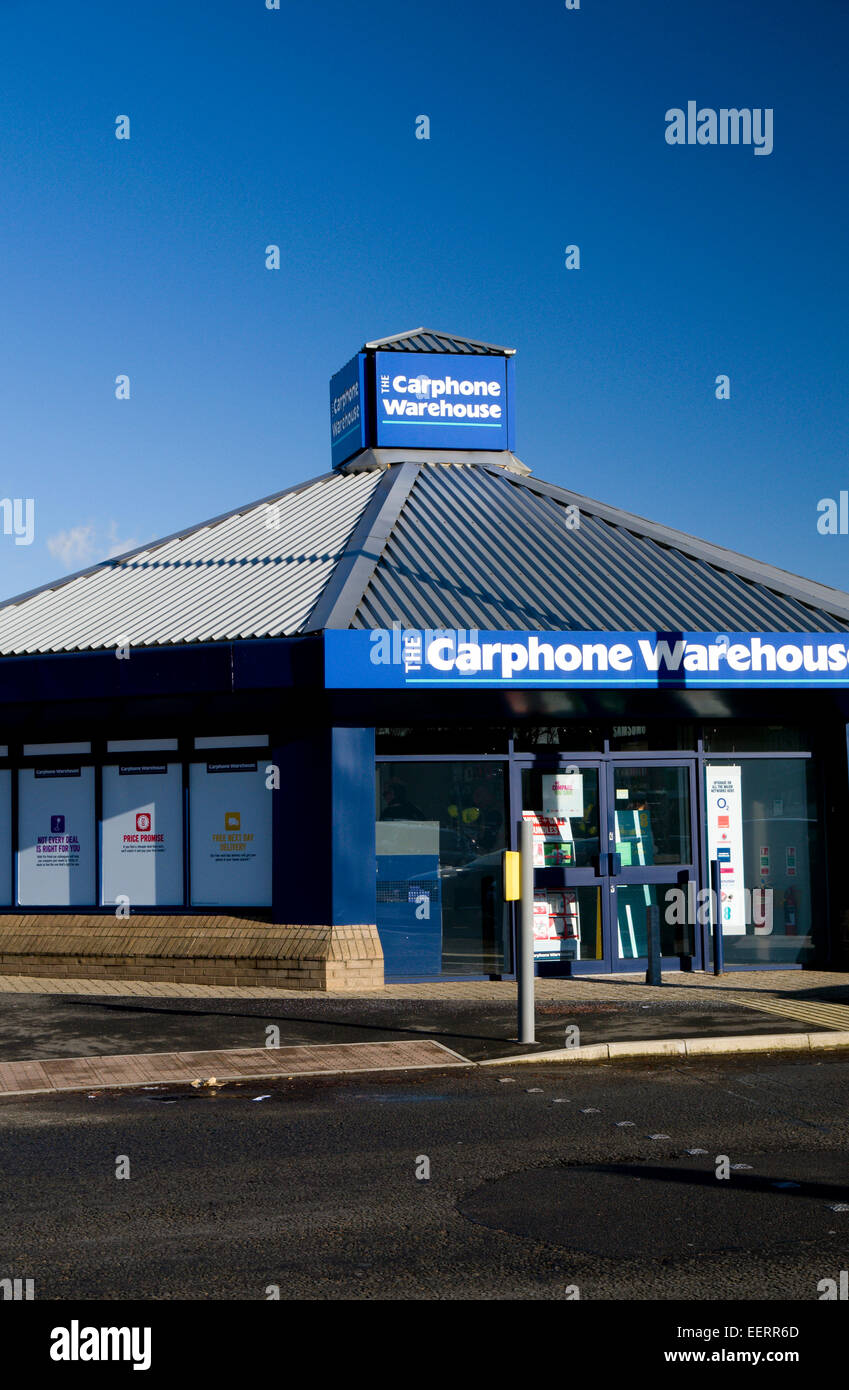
top-left (1, 0), bottom-right (847, 601)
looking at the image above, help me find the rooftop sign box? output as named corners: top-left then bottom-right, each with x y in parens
top-left (329, 335), bottom-right (516, 467)
top-left (325, 629), bottom-right (849, 689)
top-left (329, 354), bottom-right (368, 470)
top-left (374, 352), bottom-right (509, 452)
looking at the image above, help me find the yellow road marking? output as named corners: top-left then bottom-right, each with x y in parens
top-left (736, 996), bottom-right (849, 1031)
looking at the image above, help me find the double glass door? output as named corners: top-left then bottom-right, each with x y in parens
top-left (516, 759), bottom-right (698, 973)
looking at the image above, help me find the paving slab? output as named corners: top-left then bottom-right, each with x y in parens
top-left (0, 1038), bottom-right (470, 1098)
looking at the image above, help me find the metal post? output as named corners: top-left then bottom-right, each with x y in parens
top-left (517, 817), bottom-right (535, 1044)
top-left (711, 857), bottom-right (724, 975)
top-left (645, 904), bottom-right (662, 985)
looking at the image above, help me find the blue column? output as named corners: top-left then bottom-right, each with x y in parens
top-left (273, 727), bottom-right (376, 925)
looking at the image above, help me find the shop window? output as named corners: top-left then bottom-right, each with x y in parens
top-left (376, 761), bottom-right (509, 977)
top-left (107, 739), bottom-right (179, 753)
top-left (609, 723), bottom-right (695, 752)
top-left (618, 884), bottom-right (695, 958)
top-left (17, 766), bottom-right (96, 906)
top-left (194, 735), bottom-right (269, 749)
top-left (704, 758), bottom-right (822, 966)
top-left (0, 770), bottom-right (11, 905)
top-left (702, 724), bottom-right (809, 753)
top-left (189, 761), bottom-right (272, 906)
top-left (612, 765), bottom-right (692, 866)
top-left (376, 726), bottom-right (509, 754)
top-left (513, 724), bottom-right (604, 752)
top-left (101, 763), bottom-right (184, 907)
top-left (23, 742), bottom-right (91, 755)
top-left (521, 767), bottom-right (600, 870)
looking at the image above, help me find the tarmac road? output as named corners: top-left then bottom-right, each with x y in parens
top-left (1, 1051), bottom-right (847, 1301)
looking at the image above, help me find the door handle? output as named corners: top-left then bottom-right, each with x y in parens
top-left (610, 852), bottom-right (622, 875)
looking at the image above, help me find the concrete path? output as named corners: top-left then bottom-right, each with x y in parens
top-left (0, 970), bottom-right (847, 1087)
top-left (0, 1038), bottom-right (469, 1098)
top-left (0, 967), bottom-right (847, 1002)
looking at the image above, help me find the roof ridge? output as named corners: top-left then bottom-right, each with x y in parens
top-left (302, 462), bottom-right (422, 631)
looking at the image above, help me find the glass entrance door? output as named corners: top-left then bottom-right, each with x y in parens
top-left (518, 763), bottom-right (607, 972)
top-left (607, 761), bottom-right (698, 970)
top-left (517, 759), bottom-right (699, 974)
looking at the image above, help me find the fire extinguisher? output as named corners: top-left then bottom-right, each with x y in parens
top-left (784, 885), bottom-right (798, 935)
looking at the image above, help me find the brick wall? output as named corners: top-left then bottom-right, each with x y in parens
top-left (0, 915), bottom-right (384, 991)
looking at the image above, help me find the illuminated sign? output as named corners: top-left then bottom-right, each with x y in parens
top-left (374, 351), bottom-right (510, 451)
top-left (325, 630), bottom-right (849, 689)
top-left (329, 348), bottom-right (515, 464)
top-left (329, 353), bottom-right (368, 468)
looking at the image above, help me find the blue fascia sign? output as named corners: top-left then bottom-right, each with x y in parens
top-left (329, 353), bottom-right (368, 468)
top-left (374, 351), bottom-right (510, 451)
top-left (325, 629), bottom-right (849, 689)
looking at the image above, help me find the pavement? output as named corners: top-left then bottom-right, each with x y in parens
top-left (0, 969), bottom-right (848, 1093)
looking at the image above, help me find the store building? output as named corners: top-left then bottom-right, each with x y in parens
top-left (1, 327), bottom-right (849, 989)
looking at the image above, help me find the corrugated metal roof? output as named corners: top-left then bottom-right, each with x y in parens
top-left (363, 328), bottom-right (514, 356)
top-left (351, 465), bottom-right (849, 633)
top-left (3, 458), bottom-right (848, 659)
top-left (0, 470), bottom-right (381, 655)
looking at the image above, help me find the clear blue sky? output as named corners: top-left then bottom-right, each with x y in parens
top-left (1, 0), bottom-right (847, 601)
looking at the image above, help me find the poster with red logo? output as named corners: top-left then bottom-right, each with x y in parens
top-left (522, 810), bottom-right (574, 866)
top-left (101, 764), bottom-right (183, 906)
top-left (533, 891), bottom-right (580, 960)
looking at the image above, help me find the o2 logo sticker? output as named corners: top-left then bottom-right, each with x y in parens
top-left (136, 812), bottom-right (151, 832)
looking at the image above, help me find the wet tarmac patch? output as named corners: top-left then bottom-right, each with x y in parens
top-left (459, 1152), bottom-right (849, 1259)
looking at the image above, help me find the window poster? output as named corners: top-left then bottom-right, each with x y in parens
top-left (533, 891), bottom-right (580, 960)
top-left (542, 772), bottom-right (584, 818)
top-left (17, 766), bottom-right (96, 906)
top-left (189, 761), bottom-right (272, 906)
top-left (705, 764), bottom-right (746, 935)
top-left (522, 810), bottom-right (574, 866)
top-left (0, 770), bottom-right (11, 905)
top-left (101, 763), bottom-right (184, 906)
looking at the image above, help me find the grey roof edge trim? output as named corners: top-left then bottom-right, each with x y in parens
top-left (0, 469), bottom-right (341, 615)
top-left (339, 448), bottom-right (530, 476)
top-left (363, 328), bottom-right (516, 356)
top-left (487, 466), bottom-right (849, 623)
top-left (301, 462), bottom-right (423, 632)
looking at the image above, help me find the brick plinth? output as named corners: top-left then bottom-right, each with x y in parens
top-left (0, 916), bottom-right (384, 992)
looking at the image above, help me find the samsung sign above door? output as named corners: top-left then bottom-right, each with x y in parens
top-left (325, 629), bottom-right (849, 689)
top-left (374, 352), bottom-right (512, 451)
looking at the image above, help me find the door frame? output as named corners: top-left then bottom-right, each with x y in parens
top-left (510, 754), bottom-right (703, 975)
top-left (605, 756), bottom-right (699, 972)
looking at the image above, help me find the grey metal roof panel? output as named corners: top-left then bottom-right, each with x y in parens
top-left (0, 470), bottom-right (381, 655)
top-left (363, 328), bottom-right (514, 356)
top-left (5, 457), bottom-right (848, 659)
top-left (351, 465), bottom-right (849, 634)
